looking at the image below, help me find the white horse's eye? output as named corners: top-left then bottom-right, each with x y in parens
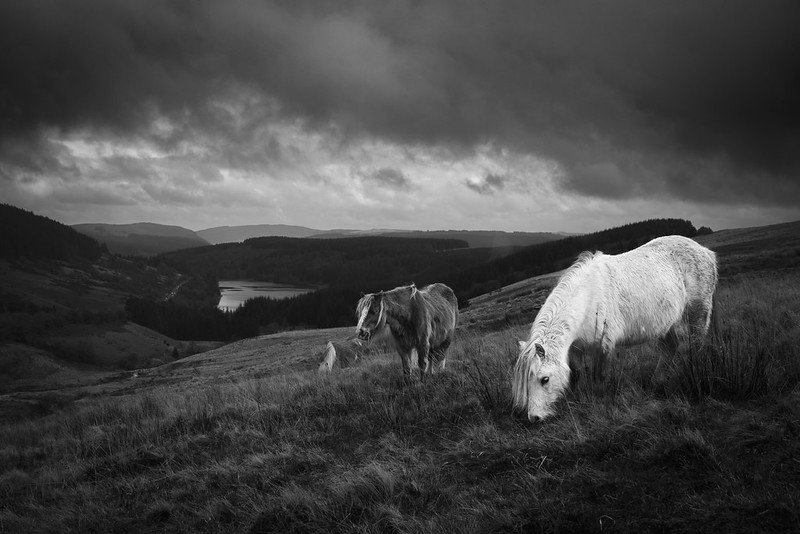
top-left (540, 376), bottom-right (549, 386)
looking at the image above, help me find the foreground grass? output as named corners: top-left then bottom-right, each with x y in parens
top-left (1, 271), bottom-right (799, 533)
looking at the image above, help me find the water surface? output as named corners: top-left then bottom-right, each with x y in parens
top-left (217, 280), bottom-right (314, 311)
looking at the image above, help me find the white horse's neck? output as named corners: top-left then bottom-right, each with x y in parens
top-left (529, 262), bottom-right (596, 364)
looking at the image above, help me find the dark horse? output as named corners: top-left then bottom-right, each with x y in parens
top-left (355, 283), bottom-right (459, 379)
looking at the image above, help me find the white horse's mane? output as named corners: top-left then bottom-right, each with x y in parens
top-left (521, 251), bottom-right (600, 359)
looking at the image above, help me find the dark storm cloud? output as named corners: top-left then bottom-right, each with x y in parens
top-left (1, 0), bottom-right (798, 205)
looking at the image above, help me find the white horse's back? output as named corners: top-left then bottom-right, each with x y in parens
top-left (595, 235), bottom-right (717, 346)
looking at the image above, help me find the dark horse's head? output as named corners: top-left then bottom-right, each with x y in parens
top-left (355, 292), bottom-right (385, 341)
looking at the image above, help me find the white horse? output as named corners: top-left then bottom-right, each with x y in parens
top-left (355, 283), bottom-right (459, 379)
top-left (512, 235), bottom-right (718, 422)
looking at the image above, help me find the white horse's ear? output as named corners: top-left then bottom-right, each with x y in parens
top-left (534, 343), bottom-right (545, 358)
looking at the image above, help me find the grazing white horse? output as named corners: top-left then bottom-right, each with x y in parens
top-left (356, 283), bottom-right (459, 379)
top-left (512, 235), bottom-right (718, 422)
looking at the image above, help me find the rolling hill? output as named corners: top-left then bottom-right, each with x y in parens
top-left (694, 219), bottom-right (800, 275)
top-left (73, 223), bottom-right (210, 256)
top-left (198, 224), bottom-right (569, 248)
top-left (197, 224), bottom-right (325, 244)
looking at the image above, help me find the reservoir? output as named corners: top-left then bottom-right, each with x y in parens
top-left (217, 280), bottom-right (314, 311)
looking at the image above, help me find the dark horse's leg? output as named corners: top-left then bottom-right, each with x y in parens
top-left (399, 348), bottom-right (413, 376)
top-left (417, 340), bottom-right (431, 380)
top-left (393, 337), bottom-right (415, 382)
top-left (431, 338), bottom-right (451, 373)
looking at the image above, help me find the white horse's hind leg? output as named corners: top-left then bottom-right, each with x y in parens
top-left (686, 300), bottom-right (713, 346)
top-left (593, 344), bottom-right (611, 383)
top-left (659, 328), bottom-right (680, 356)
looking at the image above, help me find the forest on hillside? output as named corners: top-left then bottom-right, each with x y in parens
top-left (0, 204), bottom-right (105, 261)
top-left (449, 218), bottom-right (699, 299)
top-left (129, 236), bottom-right (493, 340)
top-left (129, 219), bottom-right (699, 340)
top-left (157, 235), bottom-right (482, 288)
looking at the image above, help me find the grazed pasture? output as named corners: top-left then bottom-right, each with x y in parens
top-left (1, 269), bottom-right (798, 532)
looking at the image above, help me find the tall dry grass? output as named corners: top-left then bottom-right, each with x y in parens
top-left (1, 271), bottom-right (799, 532)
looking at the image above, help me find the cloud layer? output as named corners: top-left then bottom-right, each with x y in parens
top-left (1, 0), bottom-right (798, 230)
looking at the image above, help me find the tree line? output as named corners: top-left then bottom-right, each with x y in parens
top-left (447, 218), bottom-right (700, 300)
top-left (0, 203), bottom-right (105, 261)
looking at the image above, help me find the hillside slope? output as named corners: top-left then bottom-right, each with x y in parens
top-left (2, 267), bottom-right (798, 531)
top-left (1, 204), bottom-right (104, 261)
top-left (695, 219), bottom-right (800, 275)
top-left (73, 223), bottom-right (210, 256)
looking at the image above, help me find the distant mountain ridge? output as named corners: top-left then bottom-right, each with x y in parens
top-left (197, 224), bottom-right (325, 243)
top-left (369, 230), bottom-right (572, 249)
top-left (73, 223), bottom-right (209, 256)
top-left (199, 224), bottom-right (571, 248)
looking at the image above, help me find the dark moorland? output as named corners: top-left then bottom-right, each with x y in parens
top-left (0, 212), bottom-right (798, 531)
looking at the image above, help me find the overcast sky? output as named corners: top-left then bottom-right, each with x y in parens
top-left (1, 1), bottom-right (798, 233)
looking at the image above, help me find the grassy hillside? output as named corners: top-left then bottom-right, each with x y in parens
top-left (2, 244), bottom-right (798, 531)
top-left (695, 219), bottom-right (800, 276)
top-left (0, 213), bottom-right (216, 377)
